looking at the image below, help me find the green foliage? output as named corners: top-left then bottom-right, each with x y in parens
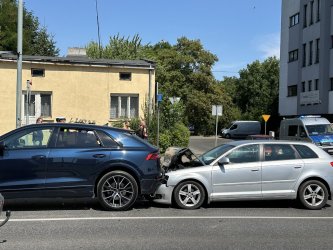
top-left (30, 26), bottom-right (60, 56)
top-left (233, 57), bottom-right (280, 120)
top-left (0, 0), bottom-right (59, 56)
top-left (86, 33), bottom-right (149, 60)
top-left (157, 123), bottom-right (190, 153)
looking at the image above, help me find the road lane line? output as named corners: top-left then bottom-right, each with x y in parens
top-left (8, 216), bottom-right (333, 222)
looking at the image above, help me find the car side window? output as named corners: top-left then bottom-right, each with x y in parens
top-left (226, 144), bottom-right (259, 163)
top-left (293, 145), bottom-right (318, 159)
top-left (56, 128), bottom-right (101, 148)
top-left (288, 125), bottom-right (298, 136)
top-left (95, 130), bottom-right (119, 148)
top-left (4, 128), bottom-right (53, 149)
top-left (264, 144), bottom-right (297, 161)
top-left (230, 124), bottom-right (237, 130)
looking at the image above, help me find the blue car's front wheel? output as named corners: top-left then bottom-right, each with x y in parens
top-left (97, 171), bottom-right (138, 211)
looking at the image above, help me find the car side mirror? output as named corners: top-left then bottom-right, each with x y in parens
top-left (218, 157), bottom-right (230, 166)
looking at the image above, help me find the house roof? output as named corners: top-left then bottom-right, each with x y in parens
top-left (0, 52), bottom-right (155, 69)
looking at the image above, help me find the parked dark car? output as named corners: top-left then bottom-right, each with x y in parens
top-left (0, 123), bottom-right (161, 211)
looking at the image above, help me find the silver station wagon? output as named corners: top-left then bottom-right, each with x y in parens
top-left (154, 141), bottom-right (333, 210)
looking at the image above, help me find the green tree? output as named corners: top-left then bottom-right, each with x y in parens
top-left (30, 26), bottom-right (60, 56)
top-left (0, 0), bottom-right (59, 56)
top-left (233, 57), bottom-right (280, 120)
top-left (86, 33), bottom-right (148, 60)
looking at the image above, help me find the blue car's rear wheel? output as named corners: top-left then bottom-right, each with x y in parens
top-left (97, 171), bottom-right (138, 211)
top-left (173, 180), bottom-right (205, 209)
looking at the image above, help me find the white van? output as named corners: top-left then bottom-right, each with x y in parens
top-left (279, 116), bottom-right (333, 155)
top-left (221, 121), bottom-right (261, 139)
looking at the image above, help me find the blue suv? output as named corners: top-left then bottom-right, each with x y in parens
top-left (0, 123), bottom-right (161, 211)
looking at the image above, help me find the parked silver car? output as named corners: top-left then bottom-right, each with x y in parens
top-left (155, 141), bottom-right (333, 210)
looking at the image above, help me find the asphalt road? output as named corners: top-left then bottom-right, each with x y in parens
top-left (1, 136), bottom-right (333, 249)
top-left (1, 199), bottom-right (333, 250)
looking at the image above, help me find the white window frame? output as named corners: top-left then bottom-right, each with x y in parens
top-left (110, 94), bottom-right (139, 119)
top-left (21, 92), bottom-right (52, 125)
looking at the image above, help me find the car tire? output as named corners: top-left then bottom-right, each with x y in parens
top-left (97, 170), bottom-right (138, 211)
top-left (298, 180), bottom-right (328, 210)
top-left (225, 134), bottom-right (231, 139)
top-left (173, 180), bottom-right (205, 209)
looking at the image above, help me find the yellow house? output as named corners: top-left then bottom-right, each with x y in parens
top-left (0, 52), bottom-right (155, 135)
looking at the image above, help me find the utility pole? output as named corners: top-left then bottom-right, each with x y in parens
top-left (95, 0), bottom-right (102, 58)
top-left (16, 0), bottom-right (23, 128)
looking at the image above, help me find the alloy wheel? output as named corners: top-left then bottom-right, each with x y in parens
top-left (302, 183), bottom-right (325, 207)
top-left (97, 171), bottom-right (138, 211)
top-left (174, 181), bottom-right (205, 209)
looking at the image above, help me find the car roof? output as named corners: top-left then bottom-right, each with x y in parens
top-left (0, 123), bottom-right (132, 139)
top-left (226, 140), bottom-right (314, 147)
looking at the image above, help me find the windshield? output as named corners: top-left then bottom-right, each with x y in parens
top-left (306, 124), bottom-right (333, 136)
top-left (199, 144), bottom-right (235, 165)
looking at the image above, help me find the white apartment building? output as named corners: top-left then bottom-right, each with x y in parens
top-left (279, 0), bottom-right (333, 119)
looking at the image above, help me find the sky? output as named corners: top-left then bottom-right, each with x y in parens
top-left (24, 0), bottom-right (282, 80)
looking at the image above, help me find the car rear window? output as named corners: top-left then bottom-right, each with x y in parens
top-left (106, 130), bottom-right (147, 147)
top-left (293, 144), bottom-right (318, 159)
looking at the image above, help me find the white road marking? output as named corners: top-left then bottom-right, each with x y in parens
top-left (8, 216), bottom-right (333, 222)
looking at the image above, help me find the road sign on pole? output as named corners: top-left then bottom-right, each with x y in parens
top-left (262, 114), bottom-right (270, 135)
top-left (212, 105), bottom-right (223, 146)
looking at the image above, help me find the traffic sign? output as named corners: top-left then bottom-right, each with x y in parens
top-left (262, 115), bottom-right (270, 122)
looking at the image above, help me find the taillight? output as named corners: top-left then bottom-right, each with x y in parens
top-left (330, 162), bottom-right (333, 167)
top-left (146, 153), bottom-right (160, 160)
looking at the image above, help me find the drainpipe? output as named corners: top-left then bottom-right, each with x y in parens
top-left (148, 65), bottom-right (153, 124)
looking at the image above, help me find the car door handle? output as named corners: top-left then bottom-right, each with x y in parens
top-left (93, 154), bottom-right (106, 158)
top-left (32, 155), bottom-right (46, 160)
top-left (294, 165), bottom-right (302, 169)
top-left (251, 169), bottom-right (259, 172)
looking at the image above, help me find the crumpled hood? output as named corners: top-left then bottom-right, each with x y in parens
top-left (309, 134), bottom-right (333, 144)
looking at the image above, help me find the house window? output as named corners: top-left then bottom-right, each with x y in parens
top-left (316, 0), bottom-right (320, 22)
top-left (309, 41), bottom-right (313, 65)
top-left (31, 68), bottom-right (45, 77)
top-left (290, 13), bottom-right (299, 27)
top-left (119, 72), bottom-right (132, 81)
top-left (315, 79), bottom-right (319, 90)
top-left (110, 94), bottom-right (139, 119)
top-left (41, 94), bottom-right (52, 117)
top-left (22, 92), bottom-right (52, 119)
top-left (24, 94), bottom-right (36, 116)
top-left (302, 43), bottom-right (307, 67)
top-left (301, 81), bottom-right (305, 92)
top-left (288, 49), bottom-right (298, 62)
top-left (287, 85), bottom-right (297, 97)
top-left (303, 4), bottom-right (307, 28)
top-left (315, 38), bottom-right (320, 63)
top-left (308, 80), bottom-right (312, 91)
top-left (310, 1), bottom-right (314, 25)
